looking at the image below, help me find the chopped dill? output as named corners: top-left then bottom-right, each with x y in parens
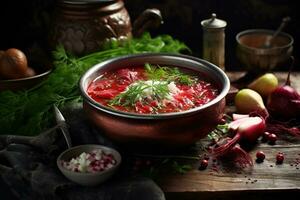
top-left (109, 80), bottom-right (170, 107)
top-left (144, 63), bottom-right (197, 85)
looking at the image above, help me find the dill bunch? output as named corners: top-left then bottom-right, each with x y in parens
top-left (0, 33), bottom-right (189, 136)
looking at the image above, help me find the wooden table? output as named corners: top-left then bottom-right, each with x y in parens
top-left (157, 72), bottom-right (300, 200)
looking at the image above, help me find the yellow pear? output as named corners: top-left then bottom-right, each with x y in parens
top-left (235, 89), bottom-right (266, 114)
top-left (248, 73), bottom-right (278, 97)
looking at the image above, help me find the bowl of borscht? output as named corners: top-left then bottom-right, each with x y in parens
top-left (80, 53), bottom-right (230, 147)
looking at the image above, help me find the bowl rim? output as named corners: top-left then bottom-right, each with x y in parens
top-left (236, 29), bottom-right (294, 51)
top-left (79, 53), bottom-right (230, 119)
top-left (57, 144), bottom-right (122, 177)
top-left (0, 68), bottom-right (52, 83)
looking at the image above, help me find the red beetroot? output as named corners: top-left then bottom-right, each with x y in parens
top-left (229, 117), bottom-right (252, 130)
top-left (267, 85), bottom-right (300, 118)
top-left (212, 116), bottom-right (266, 157)
top-left (267, 57), bottom-right (300, 119)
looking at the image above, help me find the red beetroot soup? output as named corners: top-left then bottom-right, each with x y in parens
top-left (87, 64), bottom-right (219, 114)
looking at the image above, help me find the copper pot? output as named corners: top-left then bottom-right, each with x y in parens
top-left (79, 53), bottom-right (230, 147)
top-left (49, 0), bottom-right (162, 56)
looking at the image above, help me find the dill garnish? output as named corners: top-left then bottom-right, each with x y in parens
top-left (144, 63), bottom-right (196, 85)
top-left (109, 63), bottom-right (198, 108)
top-left (109, 80), bottom-right (170, 107)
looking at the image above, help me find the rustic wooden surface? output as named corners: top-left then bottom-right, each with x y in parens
top-left (157, 72), bottom-right (300, 199)
top-left (227, 71), bottom-right (300, 90)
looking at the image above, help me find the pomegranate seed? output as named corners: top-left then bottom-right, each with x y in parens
top-left (262, 132), bottom-right (270, 142)
top-left (256, 151), bottom-right (265, 163)
top-left (276, 152), bottom-right (284, 164)
top-left (268, 133), bottom-right (277, 144)
top-left (199, 159), bottom-right (208, 170)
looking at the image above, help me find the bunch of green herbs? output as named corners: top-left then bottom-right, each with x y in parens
top-left (0, 33), bottom-right (189, 136)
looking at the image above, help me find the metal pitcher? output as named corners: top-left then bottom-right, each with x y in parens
top-left (49, 0), bottom-right (162, 56)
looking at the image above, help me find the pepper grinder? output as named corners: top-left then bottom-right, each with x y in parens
top-left (201, 13), bottom-right (227, 70)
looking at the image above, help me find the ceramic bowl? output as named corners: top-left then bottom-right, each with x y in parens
top-left (79, 53), bottom-right (230, 148)
top-left (57, 144), bottom-right (122, 186)
top-left (0, 65), bottom-right (52, 91)
top-left (236, 29), bottom-right (293, 73)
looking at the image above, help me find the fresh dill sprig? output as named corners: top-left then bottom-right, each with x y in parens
top-left (145, 63), bottom-right (196, 85)
top-left (145, 63), bottom-right (168, 80)
top-left (0, 32), bottom-right (189, 136)
top-left (109, 81), bottom-right (170, 107)
top-left (167, 67), bottom-right (196, 85)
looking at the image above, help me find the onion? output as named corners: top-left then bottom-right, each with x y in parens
top-left (267, 57), bottom-right (300, 119)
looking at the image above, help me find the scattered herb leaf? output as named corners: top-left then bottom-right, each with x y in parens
top-left (172, 161), bottom-right (192, 174)
top-left (207, 123), bottom-right (229, 142)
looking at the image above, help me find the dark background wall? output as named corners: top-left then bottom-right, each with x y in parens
top-left (125, 0), bottom-right (299, 71)
top-left (0, 0), bottom-right (299, 71)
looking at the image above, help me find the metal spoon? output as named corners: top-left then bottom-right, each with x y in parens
top-left (0, 106), bottom-right (72, 151)
top-left (263, 16), bottom-right (291, 48)
top-left (53, 105), bottom-right (72, 149)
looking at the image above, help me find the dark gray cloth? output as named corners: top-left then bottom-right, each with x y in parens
top-left (0, 104), bottom-right (165, 200)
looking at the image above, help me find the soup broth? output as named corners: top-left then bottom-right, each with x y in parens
top-left (87, 64), bottom-right (218, 114)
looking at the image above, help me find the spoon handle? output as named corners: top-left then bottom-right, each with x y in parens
top-left (265, 16), bottom-right (291, 47)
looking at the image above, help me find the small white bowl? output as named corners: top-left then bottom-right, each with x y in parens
top-left (57, 144), bottom-right (122, 186)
